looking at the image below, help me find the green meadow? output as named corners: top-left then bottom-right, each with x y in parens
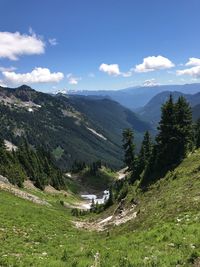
top-left (1, 150), bottom-right (200, 266)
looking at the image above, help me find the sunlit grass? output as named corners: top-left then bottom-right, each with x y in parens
top-left (1, 150), bottom-right (200, 266)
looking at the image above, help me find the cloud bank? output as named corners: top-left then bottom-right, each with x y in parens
top-left (185, 57), bottom-right (200, 67)
top-left (135, 55), bottom-right (174, 73)
top-left (177, 66), bottom-right (200, 78)
top-left (177, 57), bottom-right (200, 78)
top-left (0, 31), bottom-right (45, 60)
top-left (99, 56), bottom-right (174, 78)
top-left (99, 63), bottom-right (121, 76)
top-left (2, 67), bottom-right (64, 85)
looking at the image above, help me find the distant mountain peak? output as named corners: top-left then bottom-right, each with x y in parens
top-left (16, 85), bottom-right (35, 91)
top-left (53, 89), bottom-right (68, 95)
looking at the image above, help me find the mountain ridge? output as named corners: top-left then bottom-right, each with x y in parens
top-left (0, 85), bottom-right (152, 169)
top-left (138, 90), bottom-right (200, 125)
top-left (67, 83), bottom-right (200, 109)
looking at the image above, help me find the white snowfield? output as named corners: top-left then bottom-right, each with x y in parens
top-left (87, 127), bottom-right (107, 140)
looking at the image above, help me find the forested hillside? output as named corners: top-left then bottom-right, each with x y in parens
top-left (0, 138), bottom-right (64, 189)
top-left (138, 90), bottom-right (200, 126)
top-left (59, 94), bottom-right (152, 146)
top-left (0, 85), bottom-right (152, 169)
top-left (122, 95), bottom-right (196, 189)
top-left (1, 95), bottom-right (200, 266)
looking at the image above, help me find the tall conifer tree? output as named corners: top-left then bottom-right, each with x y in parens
top-left (134, 131), bottom-right (152, 180)
top-left (122, 128), bottom-right (135, 171)
top-left (155, 94), bottom-right (177, 170)
top-left (175, 96), bottom-right (193, 158)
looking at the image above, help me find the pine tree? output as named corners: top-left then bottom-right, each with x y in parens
top-left (131, 131), bottom-right (152, 183)
top-left (155, 94), bottom-right (178, 171)
top-left (175, 96), bottom-right (193, 158)
top-left (141, 95), bottom-right (193, 188)
top-left (138, 131), bottom-right (152, 173)
top-left (122, 128), bottom-right (135, 171)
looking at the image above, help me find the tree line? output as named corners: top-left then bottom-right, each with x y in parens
top-left (123, 95), bottom-right (200, 188)
top-left (0, 138), bottom-right (65, 190)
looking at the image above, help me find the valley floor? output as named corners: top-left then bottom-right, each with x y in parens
top-left (1, 151), bottom-right (200, 266)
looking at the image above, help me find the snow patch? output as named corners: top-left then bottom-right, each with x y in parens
top-left (4, 140), bottom-right (17, 151)
top-left (87, 127), bottom-right (107, 140)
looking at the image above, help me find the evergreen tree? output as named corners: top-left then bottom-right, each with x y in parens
top-left (141, 95), bottom-right (193, 188)
top-left (155, 94), bottom-right (178, 171)
top-left (175, 96), bottom-right (193, 159)
top-left (122, 128), bottom-right (135, 171)
top-left (0, 138), bottom-right (65, 189)
top-left (137, 131), bottom-right (152, 175)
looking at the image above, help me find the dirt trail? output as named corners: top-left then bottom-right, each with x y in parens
top-left (72, 204), bottom-right (137, 231)
top-left (0, 181), bottom-right (50, 206)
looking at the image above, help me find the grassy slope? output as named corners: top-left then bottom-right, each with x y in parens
top-left (1, 150), bottom-right (200, 266)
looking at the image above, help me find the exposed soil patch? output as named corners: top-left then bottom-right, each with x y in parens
top-left (23, 180), bottom-right (38, 191)
top-left (0, 181), bottom-right (50, 206)
top-left (72, 204), bottom-right (137, 231)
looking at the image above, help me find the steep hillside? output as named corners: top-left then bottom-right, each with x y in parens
top-left (138, 91), bottom-right (200, 125)
top-left (60, 95), bottom-right (152, 146)
top-left (0, 85), bottom-right (152, 169)
top-left (1, 149), bottom-right (200, 266)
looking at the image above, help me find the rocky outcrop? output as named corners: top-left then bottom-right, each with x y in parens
top-left (0, 175), bottom-right (9, 184)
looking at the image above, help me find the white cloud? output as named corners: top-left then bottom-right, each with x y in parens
top-left (0, 31), bottom-right (45, 60)
top-left (185, 57), bottom-right (200, 67)
top-left (176, 66), bottom-right (200, 78)
top-left (0, 66), bottom-right (16, 72)
top-left (67, 73), bottom-right (81, 85)
top-left (2, 67), bottom-right (64, 85)
top-left (99, 63), bottom-right (134, 77)
top-left (135, 55), bottom-right (174, 73)
top-left (143, 79), bottom-right (159, 87)
top-left (99, 63), bottom-right (120, 76)
top-left (48, 38), bottom-right (58, 46)
top-left (121, 70), bottom-right (133, 77)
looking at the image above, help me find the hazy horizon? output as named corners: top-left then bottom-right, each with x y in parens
top-left (0, 0), bottom-right (200, 92)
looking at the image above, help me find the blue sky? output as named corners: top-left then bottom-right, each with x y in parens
top-left (0, 0), bottom-right (200, 92)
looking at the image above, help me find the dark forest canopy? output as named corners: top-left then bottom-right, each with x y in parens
top-left (0, 138), bottom-right (65, 190)
top-left (122, 95), bottom-right (200, 189)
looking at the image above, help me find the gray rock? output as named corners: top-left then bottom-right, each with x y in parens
top-left (0, 175), bottom-right (9, 184)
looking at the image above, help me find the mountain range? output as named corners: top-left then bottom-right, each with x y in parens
top-left (0, 85), bottom-right (152, 169)
top-left (2, 83), bottom-right (200, 170)
top-left (138, 90), bottom-right (200, 125)
top-left (68, 83), bottom-right (200, 109)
